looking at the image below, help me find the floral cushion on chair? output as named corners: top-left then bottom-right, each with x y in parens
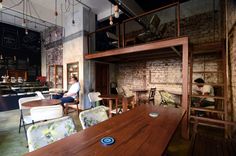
top-left (27, 116), bottom-right (77, 152)
top-left (79, 106), bottom-right (109, 129)
top-left (160, 91), bottom-right (175, 105)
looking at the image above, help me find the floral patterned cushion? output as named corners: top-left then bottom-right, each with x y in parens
top-left (160, 91), bottom-right (175, 104)
top-left (27, 116), bottom-right (77, 152)
top-left (79, 106), bottom-right (109, 129)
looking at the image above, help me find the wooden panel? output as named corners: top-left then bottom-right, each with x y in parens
top-left (85, 37), bottom-right (188, 60)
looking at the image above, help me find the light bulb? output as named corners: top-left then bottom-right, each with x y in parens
top-left (25, 29), bottom-right (28, 35)
top-left (114, 11), bottom-right (119, 18)
top-left (109, 20), bottom-right (113, 25)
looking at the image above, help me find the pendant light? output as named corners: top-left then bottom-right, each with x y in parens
top-left (109, 3), bottom-right (113, 25)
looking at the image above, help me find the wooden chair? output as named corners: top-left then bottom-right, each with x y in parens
top-left (141, 88), bottom-right (156, 105)
top-left (64, 91), bottom-right (81, 115)
top-left (159, 90), bottom-right (177, 107)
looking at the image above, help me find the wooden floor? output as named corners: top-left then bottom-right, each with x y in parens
top-left (188, 132), bottom-right (236, 156)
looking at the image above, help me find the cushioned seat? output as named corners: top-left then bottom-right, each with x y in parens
top-left (27, 116), bottom-right (76, 152)
top-left (79, 106), bottom-right (109, 129)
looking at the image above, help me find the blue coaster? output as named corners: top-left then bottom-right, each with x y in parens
top-left (100, 137), bottom-right (115, 146)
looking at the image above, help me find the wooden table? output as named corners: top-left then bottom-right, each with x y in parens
top-left (21, 99), bottom-right (61, 109)
top-left (25, 105), bottom-right (185, 156)
top-left (130, 88), bottom-right (148, 105)
top-left (99, 94), bottom-right (120, 117)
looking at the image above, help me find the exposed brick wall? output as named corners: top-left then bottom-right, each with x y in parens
top-left (229, 27), bottom-right (236, 121)
top-left (228, 0), bottom-right (236, 121)
top-left (116, 55), bottom-right (222, 105)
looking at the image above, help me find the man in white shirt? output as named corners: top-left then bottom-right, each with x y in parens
top-left (53, 76), bottom-right (80, 108)
top-left (192, 78), bottom-right (215, 107)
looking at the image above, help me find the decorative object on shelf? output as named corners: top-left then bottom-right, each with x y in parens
top-left (1, 75), bottom-right (9, 83)
top-left (67, 62), bottom-right (79, 89)
top-left (48, 65), bottom-right (63, 89)
top-left (10, 77), bottom-right (16, 83)
top-left (18, 77), bottom-right (23, 83)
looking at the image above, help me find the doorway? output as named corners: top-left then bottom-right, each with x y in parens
top-left (95, 62), bottom-right (109, 95)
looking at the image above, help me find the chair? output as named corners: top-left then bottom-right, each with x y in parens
top-left (106, 31), bottom-right (119, 48)
top-left (35, 91), bottom-right (45, 99)
top-left (116, 87), bottom-right (126, 97)
top-left (64, 91), bottom-right (81, 115)
top-left (159, 90), bottom-right (177, 107)
top-left (79, 106), bottom-right (109, 129)
top-left (27, 116), bottom-right (77, 152)
top-left (30, 105), bottom-right (63, 123)
top-left (88, 92), bottom-right (103, 108)
top-left (18, 96), bottom-right (42, 139)
top-left (137, 14), bottom-right (161, 42)
top-left (147, 88), bottom-right (156, 105)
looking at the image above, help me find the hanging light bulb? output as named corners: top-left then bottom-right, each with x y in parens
top-left (0, 54), bottom-right (3, 60)
top-left (109, 15), bottom-right (113, 25)
top-left (0, 0), bottom-right (3, 9)
top-left (114, 5), bottom-right (119, 18)
top-left (25, 29), bottom-right (28, 35)
top-left (55, 31), bottom-right (58, 37)
top-left (22, 19), bottom-right (26, 27)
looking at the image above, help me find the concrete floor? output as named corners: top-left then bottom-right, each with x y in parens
top-left (0, 109), bottom-right (190, 156)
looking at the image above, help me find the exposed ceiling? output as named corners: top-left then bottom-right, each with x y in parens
top-left (0, 0), bottom-right (111, 32)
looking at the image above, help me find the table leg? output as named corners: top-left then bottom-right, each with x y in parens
top-left (115, 98), bottom-right (118, 114)
top-left (108, 100), bottom-right (112, 118)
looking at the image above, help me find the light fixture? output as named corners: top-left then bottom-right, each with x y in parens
top-left (109, 16), bottom-right (113, 25)
top-left (0, 0), bottom-right (3, 9)
top-left (109, 3), bottom-right (113, 25)
top-left (114, 5), bottom-right (119, 18)
top-left (0, 54), bottom-right (3, 60)
top-left (72, 0), bottom-right (75, 25)
top-left (25, 29), bottom-right (28, 35)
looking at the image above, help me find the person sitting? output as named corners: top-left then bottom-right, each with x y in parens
top-left (52, 76), bottom-right (80, 108)
top-left (192, 78), bottom-right (215, 116)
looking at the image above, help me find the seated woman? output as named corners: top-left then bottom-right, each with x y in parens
top-left (53, 76), bottom-right (80, 108)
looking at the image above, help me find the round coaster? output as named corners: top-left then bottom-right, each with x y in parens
top-left (100, 137), bottom-right (115, 146)
top-left (149, 112), bottom-right (159, 118)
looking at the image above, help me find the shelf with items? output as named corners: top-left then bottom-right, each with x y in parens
top-left (67, 62), bottom-right (79, 89)
top-left (48, 65), bottom-right (63, 89)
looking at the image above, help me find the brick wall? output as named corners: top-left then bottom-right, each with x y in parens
top-left (116, 55), bottom-right (222, 105)
top-left (228, 0), bottom-right (236, 121)
top-left (229, 27), bottom-right (236, 121)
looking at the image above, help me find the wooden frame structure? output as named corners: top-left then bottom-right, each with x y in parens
top-left (85, 37), bottom-right (189, 139)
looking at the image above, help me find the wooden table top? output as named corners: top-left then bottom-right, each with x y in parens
top-left (22, 99), bottom-right (61, 108)
top-left (25, 105), bottom-right (185, 156)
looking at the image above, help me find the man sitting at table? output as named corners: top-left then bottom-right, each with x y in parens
top-left (192, 78), bottom-right (215, 107)
top-left (52, 76), bottom-right (80, 108)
